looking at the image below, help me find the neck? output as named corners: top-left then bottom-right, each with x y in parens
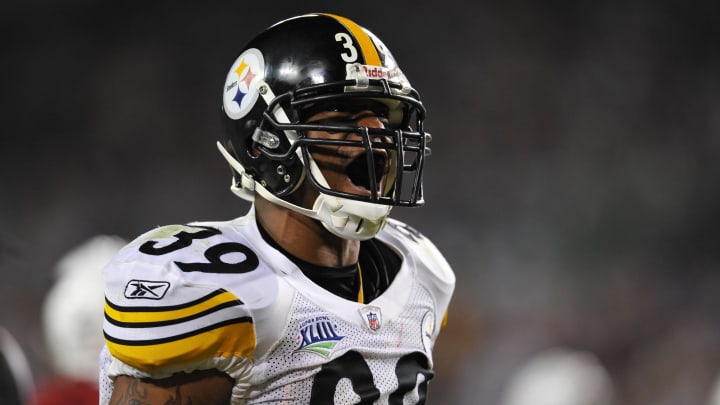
top-left (254, 196), bottom-right (360, 267)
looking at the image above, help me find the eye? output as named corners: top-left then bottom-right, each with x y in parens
top-left (353, 110), bottom-right (391, 125)
top-left (310, 112), bottom-right (357, 125)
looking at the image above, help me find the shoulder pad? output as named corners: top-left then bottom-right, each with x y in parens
top-left (103, 222), bottom-right (257, 372)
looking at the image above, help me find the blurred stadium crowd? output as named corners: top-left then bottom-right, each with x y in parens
top-left (1, 1), bottom-right (718, 404)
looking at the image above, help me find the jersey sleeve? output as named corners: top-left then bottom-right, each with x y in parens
top-left (102, 224), bottom-right (257, 380)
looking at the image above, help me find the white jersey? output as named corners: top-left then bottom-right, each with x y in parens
top-left (99, 209), bottom-right (455, 404)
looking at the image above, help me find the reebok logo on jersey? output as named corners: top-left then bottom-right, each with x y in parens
top-left (124, 280), bottom-right (170, 300)
top-left (295, 316), bottom-right (344, 357)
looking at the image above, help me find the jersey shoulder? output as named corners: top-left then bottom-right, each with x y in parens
top-left (112, 216), bottom-right (256, 265)
top-left (381, 218), bottom-right (455, 286)
top-left (103, 216), bottom-right (261, 376)
top-left (380, 218), bottom-right (455, 327)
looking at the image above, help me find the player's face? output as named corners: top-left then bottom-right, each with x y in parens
top-left (302, 100), bottom-right (398, 198)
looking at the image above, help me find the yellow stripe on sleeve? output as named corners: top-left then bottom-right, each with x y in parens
top-left (321, 13), bottom-right (382, 66)
top-left (106, 321), bottom-right (256, 371)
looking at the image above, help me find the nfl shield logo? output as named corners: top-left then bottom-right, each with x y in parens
top-left (359, 306), bottom-right (382, 332)
top-left (367, 312), bottom-right (380, 330)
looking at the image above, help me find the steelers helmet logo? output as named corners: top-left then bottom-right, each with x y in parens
top-left (223, 48), bottom-right (264, 120)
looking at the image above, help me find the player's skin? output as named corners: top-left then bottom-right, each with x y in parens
top-left (257, 108), bottom-right (392, 268)
top-left (110, 370), bottom-right (233, 405)
top-left (108, 107), bottom-right (391, 404)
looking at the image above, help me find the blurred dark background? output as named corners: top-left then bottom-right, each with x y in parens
top-left (1, 1), bottom-right (719, 404)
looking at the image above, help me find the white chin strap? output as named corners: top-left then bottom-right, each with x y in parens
top-left (217, 141), bottom-right (391, 240)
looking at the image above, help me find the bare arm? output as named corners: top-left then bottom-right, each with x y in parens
top-left (109, 369), bottom-right (233, 405)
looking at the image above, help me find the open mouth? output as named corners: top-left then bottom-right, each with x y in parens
top-left (346, 152), bottom-right (388, 191)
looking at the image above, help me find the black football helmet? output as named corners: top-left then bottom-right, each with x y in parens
top-left (218, 13), bottom-right (430, 239)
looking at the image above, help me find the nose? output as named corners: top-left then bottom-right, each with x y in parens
top-left (346, 111), bottom-right (393, 145)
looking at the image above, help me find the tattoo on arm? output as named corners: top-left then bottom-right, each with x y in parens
top-left (111, 379), bottom-right (149, 405)
top-left (164, 386), bottom-right (190, 405)
top-left (162, 386), bottom-right (189, 405)
top-left (111, 379), bottom-right (191, 405)
top-left (110, 370), bottom-right (231, 405)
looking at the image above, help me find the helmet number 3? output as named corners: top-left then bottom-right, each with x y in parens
top-left (335, 32), bottom-right (358, 63)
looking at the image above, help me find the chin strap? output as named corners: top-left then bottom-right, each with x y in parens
top-left (217, 141), bottom-right (391, 240)
top-left (216, 141), bottom-right (257, 202)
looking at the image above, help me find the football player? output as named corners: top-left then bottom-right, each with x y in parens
top-left (100, 13), bottom-right (455, 404)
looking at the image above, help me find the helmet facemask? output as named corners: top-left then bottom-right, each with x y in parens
top-left (261, 79), bottom-right (429, 208)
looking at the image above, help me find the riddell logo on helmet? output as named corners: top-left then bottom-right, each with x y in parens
top-left (362, 65), bottom-right (390, 79)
